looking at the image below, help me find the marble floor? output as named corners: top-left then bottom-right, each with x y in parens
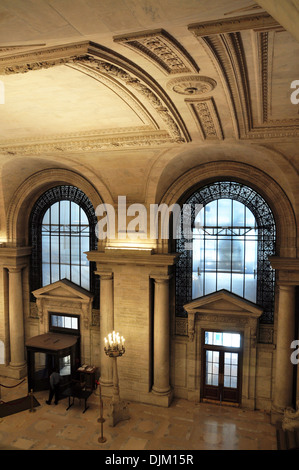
top-left (0, 376), bottom-right (277, 451)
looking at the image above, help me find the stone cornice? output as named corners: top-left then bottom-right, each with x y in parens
top-left (86, 249), bottom-right (179, 267)
top-left (269, 257), bottom-right (299, 271)
top-left (188, 12), bottom-right (282, 37)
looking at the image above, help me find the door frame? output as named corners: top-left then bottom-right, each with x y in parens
top-left (201, 329), bottom-right (243, 405)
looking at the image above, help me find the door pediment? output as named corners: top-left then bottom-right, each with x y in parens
top-left (183, 290), bottom-right (263, 341)
top-left (32, 278), bottom-right (93, 302)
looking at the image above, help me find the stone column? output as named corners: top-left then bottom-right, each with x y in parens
top-left (97, 271), bottom-right (114, 391)
top-left (273, 284), bottom-right (296, 412)
top-left (151, 275), bottom-right (172, 401)
top-left (8, 267), bottom-right (26, 372)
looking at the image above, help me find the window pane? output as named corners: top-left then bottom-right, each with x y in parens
top-left (218, 199), bottom-right (232, 226)
top-left (232, 238), bottom-right (244, 273)
top-left (205, 272), bottom-right (216, 295)
top-left (71, 265), bottom-right (80, 285)
top-left (51, 202), bottom-right (59, 224)
top-left (51, 236), bottom-right (59, 264)
top-left (70, 201), bottom-right (80, 224)
top-left (64, 316), bottom-right (72, 329)
top-left (60, 200), bottom-right (70, 225)
top-left (81, 266), bottom-right (90, 290)
top-left (42, 263), bottom-right (50, 286)
top-left (80, 208), bottom-right (88, 225)
top-left (232, 273), bottom-right (244, 297)
top-left (51, 263), bottom-right (59, 284)
top-left (204, 200), bottom-right (217, 226)
top-left (71, 317), bottom-right (78, 330)
top-left (218, 237), bottom-right (231, 272)
top-left (233, 200), bottom-right (245, 227)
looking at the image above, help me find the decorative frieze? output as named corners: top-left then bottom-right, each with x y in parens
top-left (186, 97), bottom-right (223, 140)
top-left (114, 29), bottom-right (199, 75)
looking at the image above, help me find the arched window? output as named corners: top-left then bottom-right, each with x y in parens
top-left (175, 181), bottom-right (276, 324)
top-left (30, 185), bottom-right (98, 304)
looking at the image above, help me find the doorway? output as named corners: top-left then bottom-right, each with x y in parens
top-left (202, 330), bottom-right (242, 404)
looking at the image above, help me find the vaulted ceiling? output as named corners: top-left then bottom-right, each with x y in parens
top-left (0, 0), bottom-right (298, 214)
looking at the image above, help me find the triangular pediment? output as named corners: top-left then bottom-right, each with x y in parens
top-left (32, 278), bottom-right (93, 302)
top-left (184, 289), bottom-right (263, 318)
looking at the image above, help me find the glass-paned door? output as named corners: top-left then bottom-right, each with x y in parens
top-left (202, 331), bottom-right (242, 404)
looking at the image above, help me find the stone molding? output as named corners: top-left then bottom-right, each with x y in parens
top-left (185, 97), bottom-right (224, 140)
top-left (188, 12), bottom-right (282, 37)
top-left (0, 41), bottom-right (190, 154)
top-left (113, 29), bottom-right (199, 75)
top-left (189, 15), bottom-right (299, 140)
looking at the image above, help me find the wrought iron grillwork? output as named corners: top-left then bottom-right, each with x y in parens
top-left (30, 185), bottom-right (99, 308)
top-left (175, 181), bottom-right (276, 324)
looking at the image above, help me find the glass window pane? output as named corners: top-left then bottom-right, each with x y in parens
top-left (50, 236), bottom-right (59, 264)
top-left (204, 200), bottom-right (217, 226)
top-left (80, 208), bottom-right (88, 225)
top-left (218, 237), bottom-right (231, 272)
top-left (205, 238), bottom-right (216, 272)
top-left (60, 200), bottom-right (70, 225)
top-left (233, 200), bottom-right (245, 227)
top-left (64, 316), bottom-right (72, 329)
top-left (245, 207), bottom-right (255, 227)
top-left (42, 262), bottom-right (50, 286)
top-left (232, 239), bottom-right (244, 273)
top-left (71, 201), bottom-right (80, 224)
top-left (51, 263), bottom-right (59, 284)
top-left (232, 273), bottom-right (244, 297)
top-left (50, 202), bottom-right (59, 224)
top-left (81, 266), bottom-right (90, 290)
top-left (218, 199), bottom-right (232, 226)
top-left (205, 272), bottom-right (216, 295)
top-left (71, 317), bottom-right (78, 330)
top-left (71, 265), bottom-right (80, 285)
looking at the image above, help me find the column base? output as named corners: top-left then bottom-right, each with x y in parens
top-left (99, 378), bottom-right (114, 398)
top-left (108, 399), bottom-right (130, 427)
top-left (149, 387), bottom-right (174, 407)
top-left (5, 363), bottom-right (27, 380)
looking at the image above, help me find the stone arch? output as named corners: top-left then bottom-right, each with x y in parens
top-left (6, 168), bottom-right (110, 247)
top-left (158, 161), bottom-right (297, 258)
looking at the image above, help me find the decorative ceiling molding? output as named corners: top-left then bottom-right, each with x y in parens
top-left (0, 129), bottom-right (172, 156)
top-left (188, 12), bottom-right (283, 37)
top-left (166, 75), bottom-right (217, 95)
top-left (0, 41), bottom-right (191, 153)
top-left (189, 15), bottom-right (299, 140)
top-left (186, 97), bottom-right (224, 140)
top-left (113, 29), bottom-right (199, 75)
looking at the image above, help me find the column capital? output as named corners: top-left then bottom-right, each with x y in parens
top-left (150, 274), bottom-right (172, 283)
top-left (6, 265), bottom-right (26, 274)
top-left (95, 270), bottom-right (113, 280)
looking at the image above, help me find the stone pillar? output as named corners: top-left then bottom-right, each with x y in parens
top-left (273, 285), bottom-right (296, 412)
top-left (97, 271), bottom-right (114, 392)
top-left (8, 267), bottom-right (26, 374)
top-left (151, 275), bottom-right (172, 403)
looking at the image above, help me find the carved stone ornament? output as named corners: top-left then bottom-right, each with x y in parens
top-left (183, 290), bottom-right (263, 342)
top-left (114, 29), bottom-right (199, 75)
top-left (167, 75), bottom-right (217, 95)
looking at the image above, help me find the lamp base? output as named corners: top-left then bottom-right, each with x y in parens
top-left (108, 399), bottom-right (130, 427)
